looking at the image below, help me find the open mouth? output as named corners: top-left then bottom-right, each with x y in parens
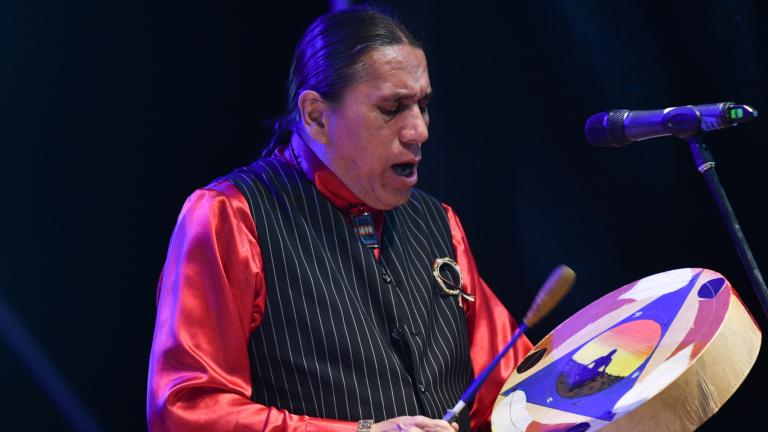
top-left (392, 163), bottom-right (416, 177)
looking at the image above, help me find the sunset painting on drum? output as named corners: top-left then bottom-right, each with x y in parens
top-left (558, 320), bottom-right (662, 398)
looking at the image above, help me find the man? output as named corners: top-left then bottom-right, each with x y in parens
top-left (147, 6), bottom-right (531, 431)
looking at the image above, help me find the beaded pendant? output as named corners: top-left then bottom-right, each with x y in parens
top-left (351, 211), bottom-right (379, 249)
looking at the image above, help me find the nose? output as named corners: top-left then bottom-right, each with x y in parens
top-left (399, 104), bottom-right (429, 146)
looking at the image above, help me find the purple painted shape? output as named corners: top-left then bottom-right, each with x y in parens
top-left (503, 271), bottom-right (702, 421)
top-left (567, 423), bottom-right (591, 432)
top-left (697, 278), bottom-right (725, 299)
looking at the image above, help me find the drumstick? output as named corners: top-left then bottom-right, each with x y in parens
top-left (442, 265), bottom-right (575, 424)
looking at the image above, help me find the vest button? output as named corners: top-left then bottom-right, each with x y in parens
top-left (382, 272), bottom-right (393, 284)
top-left (417, 383), bottom-right (426, 393)
top-left (390, 327), bottom-right (402, 341)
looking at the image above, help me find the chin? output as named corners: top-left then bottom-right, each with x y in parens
top-left (381, 190), bottom-right (412, 210)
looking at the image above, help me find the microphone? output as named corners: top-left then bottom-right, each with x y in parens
top-left (585, 102), bottom-right (758, 147)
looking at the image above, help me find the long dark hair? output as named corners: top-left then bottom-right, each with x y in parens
top-left (261, 5), bottom-right (422, 157)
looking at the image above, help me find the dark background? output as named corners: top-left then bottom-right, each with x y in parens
top-left (2, 0), bottom-right (766, 430)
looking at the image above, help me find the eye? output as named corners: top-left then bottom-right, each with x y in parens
top-left (380, 104), bottom-right (404, 116)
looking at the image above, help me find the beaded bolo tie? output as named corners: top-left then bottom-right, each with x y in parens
top-left (350, 207), bottom-right (379, 249)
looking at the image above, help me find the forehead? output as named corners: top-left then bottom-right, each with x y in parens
top-left (351, 45), bottom-right (431, 101)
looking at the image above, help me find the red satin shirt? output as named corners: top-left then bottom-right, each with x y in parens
top-left (147, 142), bottom-right (532, 431)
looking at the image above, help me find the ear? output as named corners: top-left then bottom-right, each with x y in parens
top-left (298, 90), bottom-right (330, 144)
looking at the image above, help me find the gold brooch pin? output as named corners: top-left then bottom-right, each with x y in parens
top-left (432, 257), bottom-right (476, 306)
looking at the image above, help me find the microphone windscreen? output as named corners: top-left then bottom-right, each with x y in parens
top-left (584, 110), bottom-right (630, 147)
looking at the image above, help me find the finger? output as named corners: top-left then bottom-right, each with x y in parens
top-left (451, 422), bottom-right (459, 431)
top-left (422, 419), bottom-right (455, 432)
top-left (410, 416), bottom-right (430, 428)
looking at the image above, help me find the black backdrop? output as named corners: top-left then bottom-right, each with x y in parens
top-left (2, 0), bottom-right (766, 430)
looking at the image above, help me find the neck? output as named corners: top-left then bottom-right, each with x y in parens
top-left (284, 133), bottom-right (372, 212)
top-left (288, 133), bottom-right (318, 183)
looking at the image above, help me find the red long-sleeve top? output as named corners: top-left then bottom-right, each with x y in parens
top-left (147, 143), bottom-right (532, 431)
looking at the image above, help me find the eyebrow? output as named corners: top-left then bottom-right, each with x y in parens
top-left (382, 90), bottom-right (433, 103)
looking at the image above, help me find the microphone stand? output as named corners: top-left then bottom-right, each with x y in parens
top-left (686, 134), bottom-right (768, 321)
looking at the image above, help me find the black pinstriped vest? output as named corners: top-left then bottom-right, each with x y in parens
top-left (225, 157), bottom-right (473, 430)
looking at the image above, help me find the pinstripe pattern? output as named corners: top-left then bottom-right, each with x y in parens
top-left (224, 158), bottom-right (473, 428)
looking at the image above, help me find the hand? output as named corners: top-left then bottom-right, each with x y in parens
top-left (372, 415), bottom-right (459, 432)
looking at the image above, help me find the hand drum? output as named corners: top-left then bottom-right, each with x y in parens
top-left (492, 268), bottom-right (761, 431)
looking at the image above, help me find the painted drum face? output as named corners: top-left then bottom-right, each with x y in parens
top-left (556, 320), bottom-right (662, 399)
top-left (492, 268), bottom-right (761, 432)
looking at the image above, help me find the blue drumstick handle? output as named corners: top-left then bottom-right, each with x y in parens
top-left (442, 321), bottom-right (529, 423)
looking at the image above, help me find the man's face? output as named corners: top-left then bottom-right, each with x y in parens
top-left (322, 44), bottom-right (431, 210)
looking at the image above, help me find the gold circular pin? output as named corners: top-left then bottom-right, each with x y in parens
top-left (432, 257), bottom-right (463, 296)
